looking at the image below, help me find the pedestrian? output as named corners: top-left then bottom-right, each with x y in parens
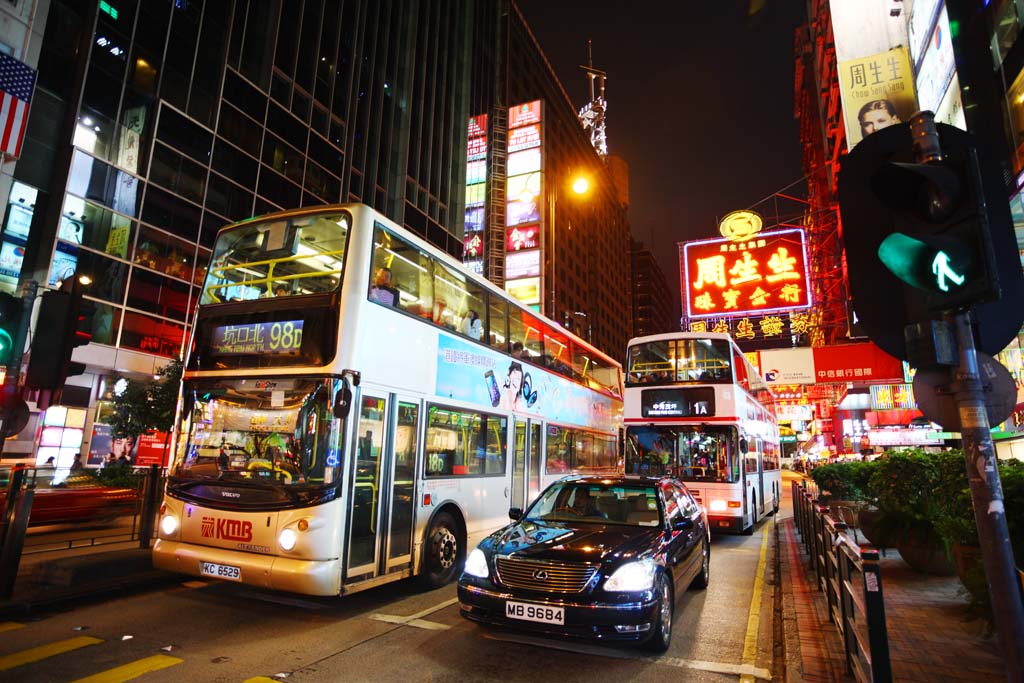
top-left (70, 452), bottom-right (83, 471)
top-left (42, 456), bottom-right (55, 468)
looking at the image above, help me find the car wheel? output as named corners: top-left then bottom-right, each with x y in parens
top-left (644, 574), bottom-right (673, 653)
top-left (690, 538), bottom-right (710, 590)
top-left (421, 511), bottom-right (461, 588)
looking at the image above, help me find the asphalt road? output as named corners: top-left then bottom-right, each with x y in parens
top-left (1, 510), bottom-right (782, 683)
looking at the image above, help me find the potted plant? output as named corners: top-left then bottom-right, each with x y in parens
top-left (868, 449), bottom-right (954, 575)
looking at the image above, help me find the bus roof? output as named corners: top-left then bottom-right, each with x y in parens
top-left (627, 331), bottom-right (735, 345)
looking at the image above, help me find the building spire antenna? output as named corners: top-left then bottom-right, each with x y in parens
top-left (578, 39), bottom-right (608, 158)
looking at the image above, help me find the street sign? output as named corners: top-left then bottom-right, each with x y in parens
top-left (912, 353), bottom-right (1017, 430)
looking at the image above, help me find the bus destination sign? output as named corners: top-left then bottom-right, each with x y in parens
top-left (641, 388), bottom-right (715, 418)
top-left (211, 321), bottom-right (304, 355)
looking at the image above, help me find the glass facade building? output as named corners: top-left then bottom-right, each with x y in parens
top-left (0, 0), bottom-right (472, 459)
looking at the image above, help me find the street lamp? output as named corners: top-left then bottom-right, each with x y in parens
top-left (548, 171), bottom-right (592, 319)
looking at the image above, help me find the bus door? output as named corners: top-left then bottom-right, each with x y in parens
top-left (345, 394), bottom-right (419, 580)
top-left (511, 419), bottom-right (544, 511)
top-left (755, 439), bottom-right (765, 518)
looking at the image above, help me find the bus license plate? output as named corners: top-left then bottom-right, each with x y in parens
top-left (505, 601), bottom-right (564, 625)
top-left (200, 561), bottom-right (241, 581)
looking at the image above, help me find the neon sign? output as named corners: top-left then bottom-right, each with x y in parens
top-left (681, 228), bottom-right (812, 319)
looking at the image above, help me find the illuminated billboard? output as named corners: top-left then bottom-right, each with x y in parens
top-left (509, 100), bottom-right (542, 128)
top-left (506, 249), bottom-right (540, 279)
top-left (681, 228), bottom-right (812, 319)
top-left (837, 46), bottom-right (917, 150)
top-left (505, 277), bottom-right (540, 305)
top-left (463, 113), bottom-right (487, 273)
top-left (507, 224), bottom-right (539, 251)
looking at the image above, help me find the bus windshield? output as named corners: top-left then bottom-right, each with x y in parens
top-left (627, 338), bottom-right (732, 386)
top-left (625, 425), bottom-right (740, 483)
top-left (201, 212), bottom-right (350, 304)
top-left (171, 377), bottom-right (343, 490)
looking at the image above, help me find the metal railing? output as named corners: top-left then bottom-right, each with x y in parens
top-left (0, 465), bottom-right (166, 597)
top-left (792, 480), bottom-right (892, 683)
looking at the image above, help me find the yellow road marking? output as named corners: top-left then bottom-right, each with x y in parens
top-left (0, 622), bottom-right (24, 633)
top-left (71, 654), bottom-right (183, 683)
top-left (739, 518), bottom-right (773, 682)
top-left (0, 635), bottom-right (102, 671)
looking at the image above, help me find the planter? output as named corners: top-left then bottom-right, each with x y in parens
top-left (857, 507), bottom-right (898, 549)
top-left (896, 529), bottom-right (955, 576)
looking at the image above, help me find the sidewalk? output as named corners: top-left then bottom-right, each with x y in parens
top-left (778, 507), bottom-right (1005, 681)
top-left (0, 542), bottom-right (177, 619)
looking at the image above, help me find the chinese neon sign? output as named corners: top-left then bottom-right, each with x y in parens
top-left (681, 228), bottom-right (812, 319)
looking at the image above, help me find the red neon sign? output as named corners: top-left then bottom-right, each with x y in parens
top-left (681, 229), bottom-right (812, 319)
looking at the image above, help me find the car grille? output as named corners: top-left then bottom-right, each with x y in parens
top-left (495, 557), bottom-right (598, 593)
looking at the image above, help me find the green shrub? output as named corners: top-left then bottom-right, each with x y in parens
top-left (809, 461), bottom-right (876, 501)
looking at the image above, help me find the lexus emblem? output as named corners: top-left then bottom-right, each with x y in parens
top-left (532, 569), bottom-right (549, 581)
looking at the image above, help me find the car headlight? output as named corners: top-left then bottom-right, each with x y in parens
top-left (160, 514), bottom-right (178, 536)
top-left (464, 548), bottom-right (489, 578)
top-left (279, 528), bottom-right (297, 551)
top-left (604, 559), bottom-right (656, 592)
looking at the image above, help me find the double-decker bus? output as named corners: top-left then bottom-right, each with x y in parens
top-left (622, 333), bottom-right (779, 534)
top-left (153, 204), bottom-right (622, 596)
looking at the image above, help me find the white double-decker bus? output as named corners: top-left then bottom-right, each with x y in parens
top-left (153, 204), bottom-right (622, 596)
top-left (622, 333), bottom-right (779, 534)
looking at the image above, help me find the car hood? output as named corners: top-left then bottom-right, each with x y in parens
top-left (489, 519), bottom-right (661, 564)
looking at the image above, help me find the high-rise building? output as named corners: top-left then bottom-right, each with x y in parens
top-left (464, 1), bottom-right (632, 363)
top-left (0, 0), bottom-right (473, 460)
top-left (630, 239), bottom-right (675, 338)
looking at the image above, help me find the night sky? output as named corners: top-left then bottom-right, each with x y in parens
top-left (518, 0), bottom-right (807, 315)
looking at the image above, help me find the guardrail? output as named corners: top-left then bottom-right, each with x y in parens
top-left (792, 480), bottom-right (892, 683)
top-left (0, 465), bottom-right (165, 597)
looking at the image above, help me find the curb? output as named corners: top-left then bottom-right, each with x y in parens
top-left (0, 570), bottom-right (179, 620)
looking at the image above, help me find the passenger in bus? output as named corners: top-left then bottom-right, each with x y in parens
top-left (369, 266), bottom-right (400, 306)
top-left (459, 310), bottom-right (483, 340)
top-left (511, 341), bottom-right (525, 358)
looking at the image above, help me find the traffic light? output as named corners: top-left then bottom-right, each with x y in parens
top-left (838, 119), bottom-right (1024, 362)
top-left (0, 291), bottom-right (21, 366)
top-left (26, 279), bottom-right (90, 391)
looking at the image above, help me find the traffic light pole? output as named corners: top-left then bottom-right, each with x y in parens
top-left (950, 311), bottom-right (1024, 682)
top-left (0, 281), bottom-right (37, 460)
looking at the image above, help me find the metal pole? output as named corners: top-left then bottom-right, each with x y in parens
top-left (138, 464), bottom-right (161, 548)
top-left (0, 280), bottom-right (38, 459)
top-left (951, 311), bottom-right (1024, 682)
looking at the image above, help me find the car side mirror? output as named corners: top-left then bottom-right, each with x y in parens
top-left (509, 507), bottom-right (523, 521)
top-left (673, 518), bottom-right (694, 531)
top-left (739, 437), bottom-right (749, 453)
top-left (333, 382), bottom-right (353, 419)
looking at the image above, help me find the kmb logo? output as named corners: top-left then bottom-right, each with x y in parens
top-left (200, 516), bottom-right (253, 542)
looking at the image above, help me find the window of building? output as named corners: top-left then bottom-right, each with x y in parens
top-left (126, 267), bottom-right (193, 322)
top-left (59, 195), bottom-right (135, 261)
top-left (119, 310), bottom-right (185, 358)
top-left (134, 225), bottom-right (196, 282)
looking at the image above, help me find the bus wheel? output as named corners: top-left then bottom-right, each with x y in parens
top-left (422, 512), bottom-right (461, 588)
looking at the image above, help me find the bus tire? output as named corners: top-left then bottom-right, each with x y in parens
top-left (421, 511), bottom-right (461, 588)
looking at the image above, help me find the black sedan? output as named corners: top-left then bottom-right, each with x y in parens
top-left (458, 475), bottom-right (710, 652)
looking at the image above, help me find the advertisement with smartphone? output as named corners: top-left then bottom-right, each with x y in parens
top-left (435, 334), bottom-right (613, 425)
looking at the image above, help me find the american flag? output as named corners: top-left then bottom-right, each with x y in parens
top-left (0, 53), bottom-right (37, 159)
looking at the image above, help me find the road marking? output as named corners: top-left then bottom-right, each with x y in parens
top-left (369, 596), bottom-right (459, 630)
top-left (0, 635), bottom-right (103, 671)
top-left (483, 632), bottom-right (771, 679)
top-left (244, 678), bottom-right (283, 683)
top-left (739, 519), bottom-right (773, 683)
top-left (71, 654), bottom-right (183, 682)
top-left (0, 622), bottom-right (24, 633)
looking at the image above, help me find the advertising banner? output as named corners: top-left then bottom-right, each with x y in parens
top-left (505, 249), bottom-right (540, 279)
top-left (838, 47), bottom-right (917, 150)
top-left (812, 342), bottom-right (904, 383)
top-left (507, 224), bottom-right (540, 251)
top-left (435, 334), bottom-right (613, 426)
top-left (509, 100), bottom-right (542, 128)
top-left (464, 113), bottom-right (487, 273)
top-left (870, 384), bottom-right (917, 410)
top-left (682, 229), bottom-right (812, 319)
top-left (758, 348), bottom-right (816, 385)
top-left (505, 277), bottom-right (540, 305)
top-left (507, 172), bottom-right (541, 226)
top-left (830, 0), bottom-right (909, 63)
top-left (914, 5), bottom-right (955, 114)
top-left (136, 431), bottom-right (171, 467)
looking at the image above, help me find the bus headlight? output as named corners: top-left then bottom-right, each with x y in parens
top-left (464, 548), bottom-right (489, 578)
top-left (708, 500), bottom-right (728, 512)
top-left (160, 514), bottom-right (178, 536)
top-left (279, 528), bottom-right (297, 551)
top-left (604, 559), bottom-right (656, 592)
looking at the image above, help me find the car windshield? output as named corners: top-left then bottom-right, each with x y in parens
top-left (526, 482), bottom-right (663, 527)
top-left (171, 377), bottom-right (345, 489)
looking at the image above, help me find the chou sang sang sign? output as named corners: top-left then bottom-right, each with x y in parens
top-left (681, 228), bottom-right (812, 319)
